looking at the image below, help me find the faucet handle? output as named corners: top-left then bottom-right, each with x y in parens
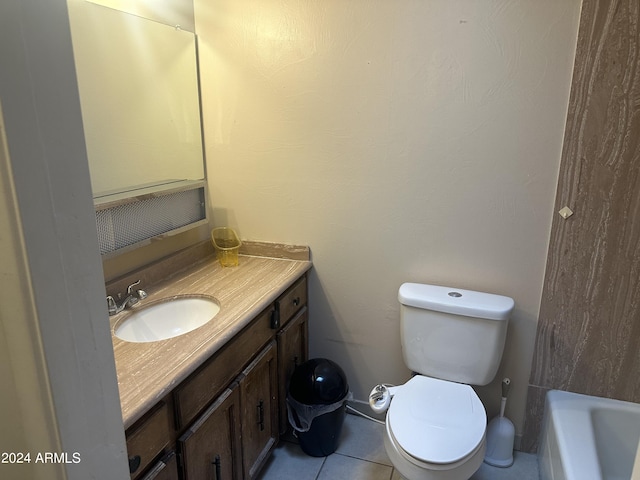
top-left (127, 280), bottom-right (142, 295)
top-left (127, 280), bottom-right (147, 300)
top-left (106, 296), bottom-right (117, 315)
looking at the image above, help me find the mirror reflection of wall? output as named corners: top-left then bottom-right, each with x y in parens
top-left (84, 0), bottom-right (195, 31)
top-left (68, 0), bottom-right (204, 198)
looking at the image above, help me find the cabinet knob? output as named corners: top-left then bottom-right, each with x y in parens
top-left (292, 297), bottom-right (300, 306)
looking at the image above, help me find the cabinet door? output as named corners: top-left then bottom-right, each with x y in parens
top-left (277, 307), bottom-right (308, 434)
top-left (240, 341), bottom-right (278, 480)
top-left (178, 386), bottom-right (242, 480)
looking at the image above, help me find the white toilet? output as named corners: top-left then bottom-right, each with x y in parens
top-left (371, 283), bottom-right (514, 480)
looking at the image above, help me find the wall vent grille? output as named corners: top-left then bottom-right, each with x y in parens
top-left (96, 187), bottom-right (206, 256)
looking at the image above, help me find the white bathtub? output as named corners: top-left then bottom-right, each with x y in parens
top-left (539, 390), bottom-right (640, 480)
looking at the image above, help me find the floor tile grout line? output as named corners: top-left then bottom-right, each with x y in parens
top-left (313, 452), bottom-right (394, 480)
top-left (333, 451), bottom-right (393, 468)
top-left (313, 456), bottom-right (327, 480)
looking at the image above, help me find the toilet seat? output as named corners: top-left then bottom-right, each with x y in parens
top-left (387, 375), bottom-right (486, 465)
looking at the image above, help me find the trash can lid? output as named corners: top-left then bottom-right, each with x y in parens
top-left (289, 358), bottom-right (349, 405)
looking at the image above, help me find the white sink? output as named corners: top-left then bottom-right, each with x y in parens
top-left (114, 296), bottom-right (220, 343)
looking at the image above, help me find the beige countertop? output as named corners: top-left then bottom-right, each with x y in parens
top-left (110, 254), bottom-right (312, 429)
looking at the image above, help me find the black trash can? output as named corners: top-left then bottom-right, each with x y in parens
top-left (287, 358), bottom-right (349, 457)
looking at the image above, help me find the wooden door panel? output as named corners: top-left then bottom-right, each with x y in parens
top-left (179, 386), bottom-right (242, 480)
top-left (240, 342), bottom-right (278, 480)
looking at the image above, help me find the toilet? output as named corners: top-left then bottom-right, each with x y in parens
top-left (371, 283), bottom-right (514, 480)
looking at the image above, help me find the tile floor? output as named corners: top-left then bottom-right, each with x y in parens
top-left (258, 413), bottom-right (539, 480)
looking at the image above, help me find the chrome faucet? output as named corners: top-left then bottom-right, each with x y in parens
top-left (106, 280), bottom-right (148, 316)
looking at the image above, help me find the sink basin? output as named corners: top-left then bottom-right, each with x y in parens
top-left (114, 296), bottom-right (220, 343)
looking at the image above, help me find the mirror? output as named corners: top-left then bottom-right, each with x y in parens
top-left (68, 0), bottom-right (205, 199)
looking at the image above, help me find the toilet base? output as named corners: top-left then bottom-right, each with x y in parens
top-left (384, 421), bottom-right (486, 480)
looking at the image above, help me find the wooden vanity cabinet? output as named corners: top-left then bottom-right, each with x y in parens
top-left (125, 274), bottom-right (308, 480)
top-left (173, 306), bottom-right (274, 430)
top-left (179, 341), bottom-right (279, 480)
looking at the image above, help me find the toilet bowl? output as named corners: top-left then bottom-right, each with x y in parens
top-left (372, 283), bottom-right (514, 480)
top-left (384, 375), bottom-right (486, 480)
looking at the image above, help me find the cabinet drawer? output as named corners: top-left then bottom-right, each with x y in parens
top-left (126, 402), bottom-right (172, 479)
top-left (174, 306), bottom-right (274, 429)
top-left (277, 276), bottom-right (307, 327)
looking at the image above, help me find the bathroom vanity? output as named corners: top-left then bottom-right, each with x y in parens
top-left (108, 243), bottom-right (311, 480)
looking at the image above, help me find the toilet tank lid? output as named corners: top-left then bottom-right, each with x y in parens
top-left (398, 283), bottom-right (514, 321)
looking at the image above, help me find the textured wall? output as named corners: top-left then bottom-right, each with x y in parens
top-left (523, 0), bottom-right (640, 451)
top-left (195, 0), bottom-right (582, 438)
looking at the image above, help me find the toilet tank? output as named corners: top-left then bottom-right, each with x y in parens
top-left (398, 283), bottom-right (514, 386)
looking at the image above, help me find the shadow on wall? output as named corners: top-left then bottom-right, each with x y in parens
top-left (305, 269), bottom-right (410, 404)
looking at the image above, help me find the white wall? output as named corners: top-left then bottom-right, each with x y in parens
top-left (196, 0), bottom-right (582, 437)
top-left (0, 1), bottom-right (129, 478)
